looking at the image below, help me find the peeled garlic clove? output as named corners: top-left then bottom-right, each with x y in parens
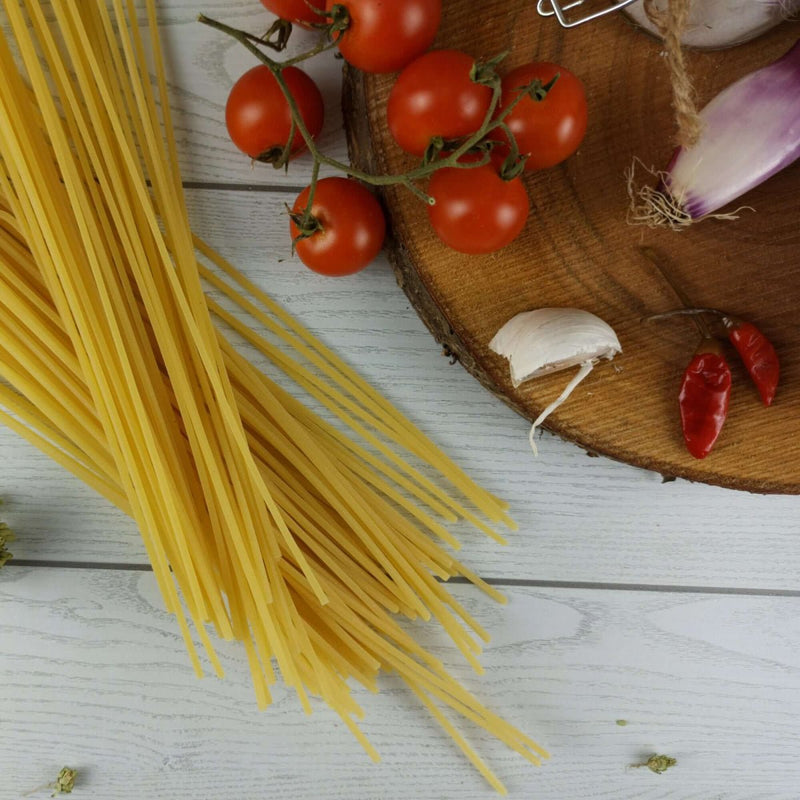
top-left (489, 308), bottom-right (622, 455)
top-left (489, 308), bottom-right (621, 388)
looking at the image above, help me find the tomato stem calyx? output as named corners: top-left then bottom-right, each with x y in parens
top-left (289, 209), bottom-right (324, 241)
top-left (422, 136), bottom-right (446, 165)
top-left (256, 140), bottom-right (295, 168)
top-left (530, 73), bottom-right (559, 102)
top-left (325, 4), bottom-right (351, 37)
top-left (259, 18), bottom-right (294, 52)
top-left (470, 51), bottom-right (507, 89)
top-left (497, 153), bottom-right (528, 182)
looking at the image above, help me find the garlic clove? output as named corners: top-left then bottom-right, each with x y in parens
top-left (489, 308), bottom-right (621, 455)
top-left (489, 308), bottom-right (621, 388)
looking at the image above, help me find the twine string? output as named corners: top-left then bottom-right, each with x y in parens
top-left (643, 0), bottom-right (703, 148)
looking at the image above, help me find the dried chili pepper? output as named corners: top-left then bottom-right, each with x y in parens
top-left (638, 247), bottom-right (735, 459)
top-left (639, 246), bottom-right (780, 458)
top-left (679, 338), bottom-right (732, 459)
top-left (647, 308), bottom-right (780, 407)
top-left (719, 316), bottom-right (779, 406)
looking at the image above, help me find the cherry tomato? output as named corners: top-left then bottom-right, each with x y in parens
top-left (325, 0), bottom-right (441, 74)
top-left (225, 65), bottom-right (324, 161)
top-left (290, 177), bottom-right (386, 275)
top-left (494, 62), bottom-right (587, 170)
top-left (387, 50), bottom-right (492, 156)
top-left (259, 0), bottom-right (327, 27)
top-left (427, 163), bottom-right (530, 254)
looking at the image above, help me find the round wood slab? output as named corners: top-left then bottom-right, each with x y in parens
top-left (342, 2), bottom-right (800, 494)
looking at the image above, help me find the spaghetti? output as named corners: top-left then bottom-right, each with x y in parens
top-left (0, 0), bottom-right (547, 791)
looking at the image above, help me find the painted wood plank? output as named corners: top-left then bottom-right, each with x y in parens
top-left (1, 188), bottom-right (799, 588)
top-left (2, 566), bottom-right (800, 800)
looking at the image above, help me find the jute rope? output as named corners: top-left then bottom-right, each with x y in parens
top-left (643, 0), bottom-right (703, 147)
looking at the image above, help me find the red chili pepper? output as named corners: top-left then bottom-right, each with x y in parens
top-left (646, 307), bottom-right (780, 407)
top-left (678, 339), bottom-right (732, 459)
top-left (722, 318), bottom-right (779, 407)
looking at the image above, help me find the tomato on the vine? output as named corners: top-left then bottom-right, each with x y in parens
top-left (259, 0), bottom-right (327, 27)
top-left (325, 0), bottom-right (441, 74)
top-left (387, 50), bottom-right (492, 156)
top-left (493, 62), bottom-right (587, 170)
top-left (225, 65), bottom-right (324, 161)
top-left (290, 177), bottom-right (386, 275)
top-left (427, 162), bottom-right (529, 254)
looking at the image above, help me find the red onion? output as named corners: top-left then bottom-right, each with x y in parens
top-left (632, 38), bottom-right (800, 228)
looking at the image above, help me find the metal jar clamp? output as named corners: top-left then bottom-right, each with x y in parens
top-left (536, 0), bottom-right (638, 28)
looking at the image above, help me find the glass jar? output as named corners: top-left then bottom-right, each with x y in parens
top-left (622, 0), bottom-right (797, 49)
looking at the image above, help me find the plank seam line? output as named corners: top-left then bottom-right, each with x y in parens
top-left (182, 180), bottom-right (305, 194)
top-left (6, 561), bottom-right (800, 596)
top-left (448, 577), bottom-right (800, 597)
top-left (9, 560), bottom-right (153, 572)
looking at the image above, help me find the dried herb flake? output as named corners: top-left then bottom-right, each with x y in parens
top-left (52, 767), bottom-right (77, 796)
top-left (0, 511), bottom-right (14, 568)
top-left (632, 753), bottom-right (677, 774)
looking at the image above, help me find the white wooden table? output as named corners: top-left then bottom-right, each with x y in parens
top-left (2, 4), bottom-right (800, 799)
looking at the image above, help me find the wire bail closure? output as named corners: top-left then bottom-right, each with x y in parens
top-left (536, 0), bottom-right (638, 28)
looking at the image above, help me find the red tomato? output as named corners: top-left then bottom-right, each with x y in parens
top-left (387, 50), bottom-right (492, 156)
top-left (427, 163), bottom-right (529, 254)
top-left (259, 0), bottom-right (327, 27)
top-left (225, 65), bottom-right (324, 161)
top-left (494, 62), bottom-right (587, 170)
top-left (325, 0), bottom-right (441, 74)
top-left (290, 178), bottom-right (386, 275)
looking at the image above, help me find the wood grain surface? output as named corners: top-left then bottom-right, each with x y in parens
top-left (343, 2), bottom-right (800, 493)
top-left (4, 567), bottom-right (800, 800)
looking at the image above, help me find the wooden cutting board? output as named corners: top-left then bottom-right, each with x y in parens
top-left (342, 1), bottom-right (800, 494)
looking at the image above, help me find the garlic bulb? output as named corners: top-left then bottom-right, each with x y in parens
top-left (623, 0), bottom-right (799, 51)
top-left (489, 308), bottom-right (621, 454)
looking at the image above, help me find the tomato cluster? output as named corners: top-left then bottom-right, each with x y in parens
top-left (387, 52), bottom-right (587, 254)
top-left (224, 1), bottom-right (587, 273)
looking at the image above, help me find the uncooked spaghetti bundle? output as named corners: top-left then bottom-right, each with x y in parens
top-left (0, 0), bottom-right (546, 791)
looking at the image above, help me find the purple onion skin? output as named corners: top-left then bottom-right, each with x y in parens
top-left (664, 38), bottom-right (800, 220)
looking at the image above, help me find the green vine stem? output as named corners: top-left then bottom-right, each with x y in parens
top-left (198, 13), bottom-right (554, 208)
top-left (293, 158), bottom-right (322, 238)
